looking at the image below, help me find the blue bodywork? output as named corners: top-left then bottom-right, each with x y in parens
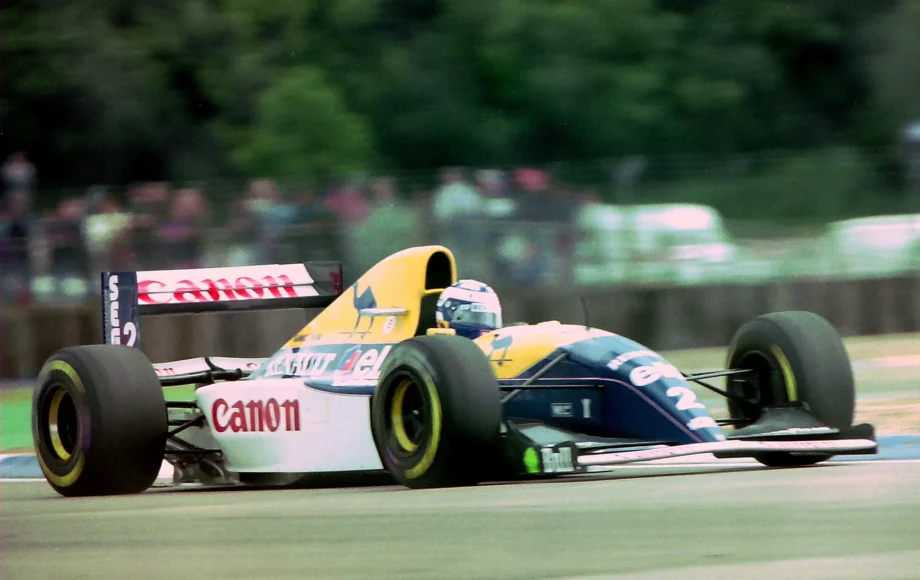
top-left (500, 335), bottom-right (726, 445)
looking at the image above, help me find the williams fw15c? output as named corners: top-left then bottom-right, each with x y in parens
top-left (31, 246), bottom-right (876, 496)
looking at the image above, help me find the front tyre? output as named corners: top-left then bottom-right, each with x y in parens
top-left (32, 345), bottom-right (167, 496)
top-left (370, 334), bottom-right (502, 489)
top-left (726, 311), bottom-right (855, 468)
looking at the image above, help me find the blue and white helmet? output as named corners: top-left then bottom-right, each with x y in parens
top-left (436, 279), bottom-right (503, 339)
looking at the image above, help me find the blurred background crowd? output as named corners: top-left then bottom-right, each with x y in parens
top-left (4, 1), bottom-right (920, 305)
top-left (6, 146), bottom-right (920, 306)
top-left (1, 157), bottom-right (602, 302)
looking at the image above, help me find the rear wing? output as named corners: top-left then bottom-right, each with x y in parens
top-left (101, 262), bottom-right (342, 348)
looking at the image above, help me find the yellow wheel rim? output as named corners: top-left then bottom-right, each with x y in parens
top-left (47, 387), bottom-right (74, 461)
top-left (35, 361), bottom-right (86, 488)
top-left (390, 379), bottom-right (418, 453)
top-left (405, 376), bottom-right (441, 480)
top-left (770, 345), bottom-right (798, 402)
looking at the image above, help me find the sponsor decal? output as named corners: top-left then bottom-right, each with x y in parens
top-left (687, 416), bottom-right (719, 431)
top-left (337, 345), bottom-right (363, 372)
top-left (265, 352), bottom-right (337, 378)
top-left (665, 386), bottom-right (706, 410)
top-left (607, 350), bottom-right (659, 371)
top-left (551, 403), bottom-right (574, 418)
top-left (138, 273), bottom-right (306, 305)
top-left (523, 448), bottom-right (541, 474)
top-left (487, 334), bottom-right (514, 366)
top-left (335, 345), bottom-right (392, 379)
top-left (541, 447), bottom-right (575, 474)
top-left (107, 275), bottom-right (138, 346)
top-left (443, 286), bottom-right (497, 304)
top-left (382, 316), bottom-right (397, 334)
top-left (352, 284), bottom-right (378, 311)
top-left (211, 398), bottom-right (301, 433)
top-left (260, 345), bottom-right (394, 380)
top-left (630, 361), bottom-right (683, 387)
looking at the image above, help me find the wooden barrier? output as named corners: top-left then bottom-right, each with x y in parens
top-left (3, 275), bottom-right (919, 377)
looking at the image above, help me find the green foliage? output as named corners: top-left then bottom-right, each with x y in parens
top-left (231, 66), bottom-right (373, 185)
top-left (1, 0), bottom-right (911, 224)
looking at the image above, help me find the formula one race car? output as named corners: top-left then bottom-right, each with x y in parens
top-left (31, 246), bottom-right (877, 496)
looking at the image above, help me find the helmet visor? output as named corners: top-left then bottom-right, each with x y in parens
top-left (456, 303), bottom-right (502, 329)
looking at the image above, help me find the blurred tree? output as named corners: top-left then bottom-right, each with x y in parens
top-left (230, 66), bottom-right (373, 186)
top-left (864, 0), bottom-right (920, 125)
top-left (0, 0), bottom-right (907, 198)
top-left (2, 2), bottom-right (195, 185)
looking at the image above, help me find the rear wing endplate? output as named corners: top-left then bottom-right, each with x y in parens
top-left (101, 262), bottom-right (342, 348)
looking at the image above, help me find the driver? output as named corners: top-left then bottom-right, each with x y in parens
top-left (435, 279), bottom-right (503, 339)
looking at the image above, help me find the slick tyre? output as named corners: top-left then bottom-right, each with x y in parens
top-left (726, 311), bottom-right (855, 468)
top-left (32, 345), bottom-right (167, 496)
top-left (371, 334), bottom-right (502, 489)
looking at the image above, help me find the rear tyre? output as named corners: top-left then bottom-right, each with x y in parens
top-left (726, 311), bottom-right (855, 468)
top-left (32, 345), bottom-right (167, 496)
top-left (370, 334), bottom-right (502, 489)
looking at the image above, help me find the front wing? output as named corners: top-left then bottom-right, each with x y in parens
top-left (500, 419), bottom-right (878, 476)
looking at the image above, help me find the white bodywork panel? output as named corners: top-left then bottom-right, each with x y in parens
top-left (154, 357), bottom-right (267, 378)
top-left (194, 378), bottom-right (384, 474)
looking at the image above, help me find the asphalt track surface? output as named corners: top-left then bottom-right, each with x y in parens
top-left (4, 461), bottom-right (920, 580)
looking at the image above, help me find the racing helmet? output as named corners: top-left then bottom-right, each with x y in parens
top-left (435, 279), bottom-right (503, 339)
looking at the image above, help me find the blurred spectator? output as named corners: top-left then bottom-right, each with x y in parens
top-left (2, 152), bottom-right (37, 207)
top-left (347, 176), bottom-right (423, 278)
top-left (246, 179), bottom-right (301, 263)
top-left (279, 188), bottom-right (338, 262)
top-left (431, 168), bottom-right (483, 223)
top-left (368, 176), bottom-right (397, 208)
top-left (290, 189), bottom-right (327, 225)
top-left (0, 164), bottom-right (593, 305)
top-left (475, 169), bottom-right (516, 219)
top-left (322, 179), bottom-right (371, 279)
top-left (84, 187), bottom-right (133, 273)
top-left (430, 168), bottom-right (487, 277)
top-left (158, 188), bottom-right (208, 269)
top-left (551, 182), bottom-right (580, 283)
top-left (128, 182), bottom-right (171, 269)
top-left (224, 194), bottom-right (262, 266)
top-left (45, 197), bottom-right (90, 298)
top-left (494, 168), bottom-right (559, 285)
top-left (0, 191), bottom-right (35, 303)
top-left (513, 168), bottom-right (554, 221)
top-left (324, 179), bottom-right (370, 227)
